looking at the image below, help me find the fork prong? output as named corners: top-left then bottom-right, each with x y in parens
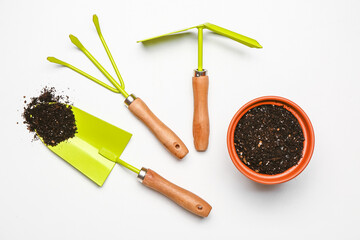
top-left (47, 57), bottom-right (120, 93)
top-left (68, 34), bottom-right (129, 98)
top-left (92, 14), bottom-right (125, 89)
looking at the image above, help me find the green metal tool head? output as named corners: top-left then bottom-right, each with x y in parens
top-left (138, 23), bottom-right (262, 71)
top-left (138, 23), bottom-right (262, 48)
top-left (201, 23), bottom-right (262, 48)
top-left (48, 15), bottom-right (129, 98)
top-left (44, 106), bottom-right (132, 186)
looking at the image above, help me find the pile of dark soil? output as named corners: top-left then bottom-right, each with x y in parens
top-left (234, 104), bottom-right (304, 175)
top-left (23, 87), bottom-right (77, 146)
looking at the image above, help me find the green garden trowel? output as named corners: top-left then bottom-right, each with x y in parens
top-left (44, 105), bottom-right (211, 217)
top-left (138, 23), bottom-right (262, 151)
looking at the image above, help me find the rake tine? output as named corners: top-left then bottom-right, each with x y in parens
top-left (69, 34), bottom-right (129, 98)
top-left (92, 15), bottom-right (125, 89)
top-left (47, 57), bottom-right (120, 93)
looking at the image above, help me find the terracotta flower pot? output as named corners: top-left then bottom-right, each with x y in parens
top-left (227, 96), bottom-right (315, 184)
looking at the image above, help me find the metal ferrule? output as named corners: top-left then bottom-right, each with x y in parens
top-left (124, 94), bottom-right (137, 107)
top-left (137, 167), bottom-right (148, 183)
top-left (194, 69), bottom-right (207, 77)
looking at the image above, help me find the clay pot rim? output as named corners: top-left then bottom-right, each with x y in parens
top-left (227, 96), bottom-right (315, 185)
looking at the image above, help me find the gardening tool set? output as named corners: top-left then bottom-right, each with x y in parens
top-left (39, 14), bottom-right (266, 217)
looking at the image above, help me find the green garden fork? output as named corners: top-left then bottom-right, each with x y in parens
top-left (47, 15), bottom-right (188, 159)
top-left (138, 23), bottom-right (262, 151)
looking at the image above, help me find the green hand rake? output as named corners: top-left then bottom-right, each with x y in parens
top-left (138, 23), bottom-right (262, 151)
top-left (47, 15), bottom-right (188, 159)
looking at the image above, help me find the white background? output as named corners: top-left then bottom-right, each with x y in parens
top-left (1, 0), bottom-right (359, 239)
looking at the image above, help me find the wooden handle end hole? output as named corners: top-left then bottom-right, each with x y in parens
top-left (197, 205), bottom-right (203, 210)
top-left (175, 143), bottom-right (180, 149)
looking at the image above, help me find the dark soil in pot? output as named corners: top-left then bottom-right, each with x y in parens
top-left (234, 104), bottom-right (304, 175)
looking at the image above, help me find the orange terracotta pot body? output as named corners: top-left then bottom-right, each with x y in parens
top-left (227, 96), bottom-right (315, 184)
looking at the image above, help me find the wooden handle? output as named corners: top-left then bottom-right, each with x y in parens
top-left (142, 169), bottom-right (212, 217)
top-left (128, 98), bottom-right (188, 159)
top-left (192, 75), bottom-right (210, 151)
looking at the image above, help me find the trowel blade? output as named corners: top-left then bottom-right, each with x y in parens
top-left (46, 106), bottom-right (132, 186)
